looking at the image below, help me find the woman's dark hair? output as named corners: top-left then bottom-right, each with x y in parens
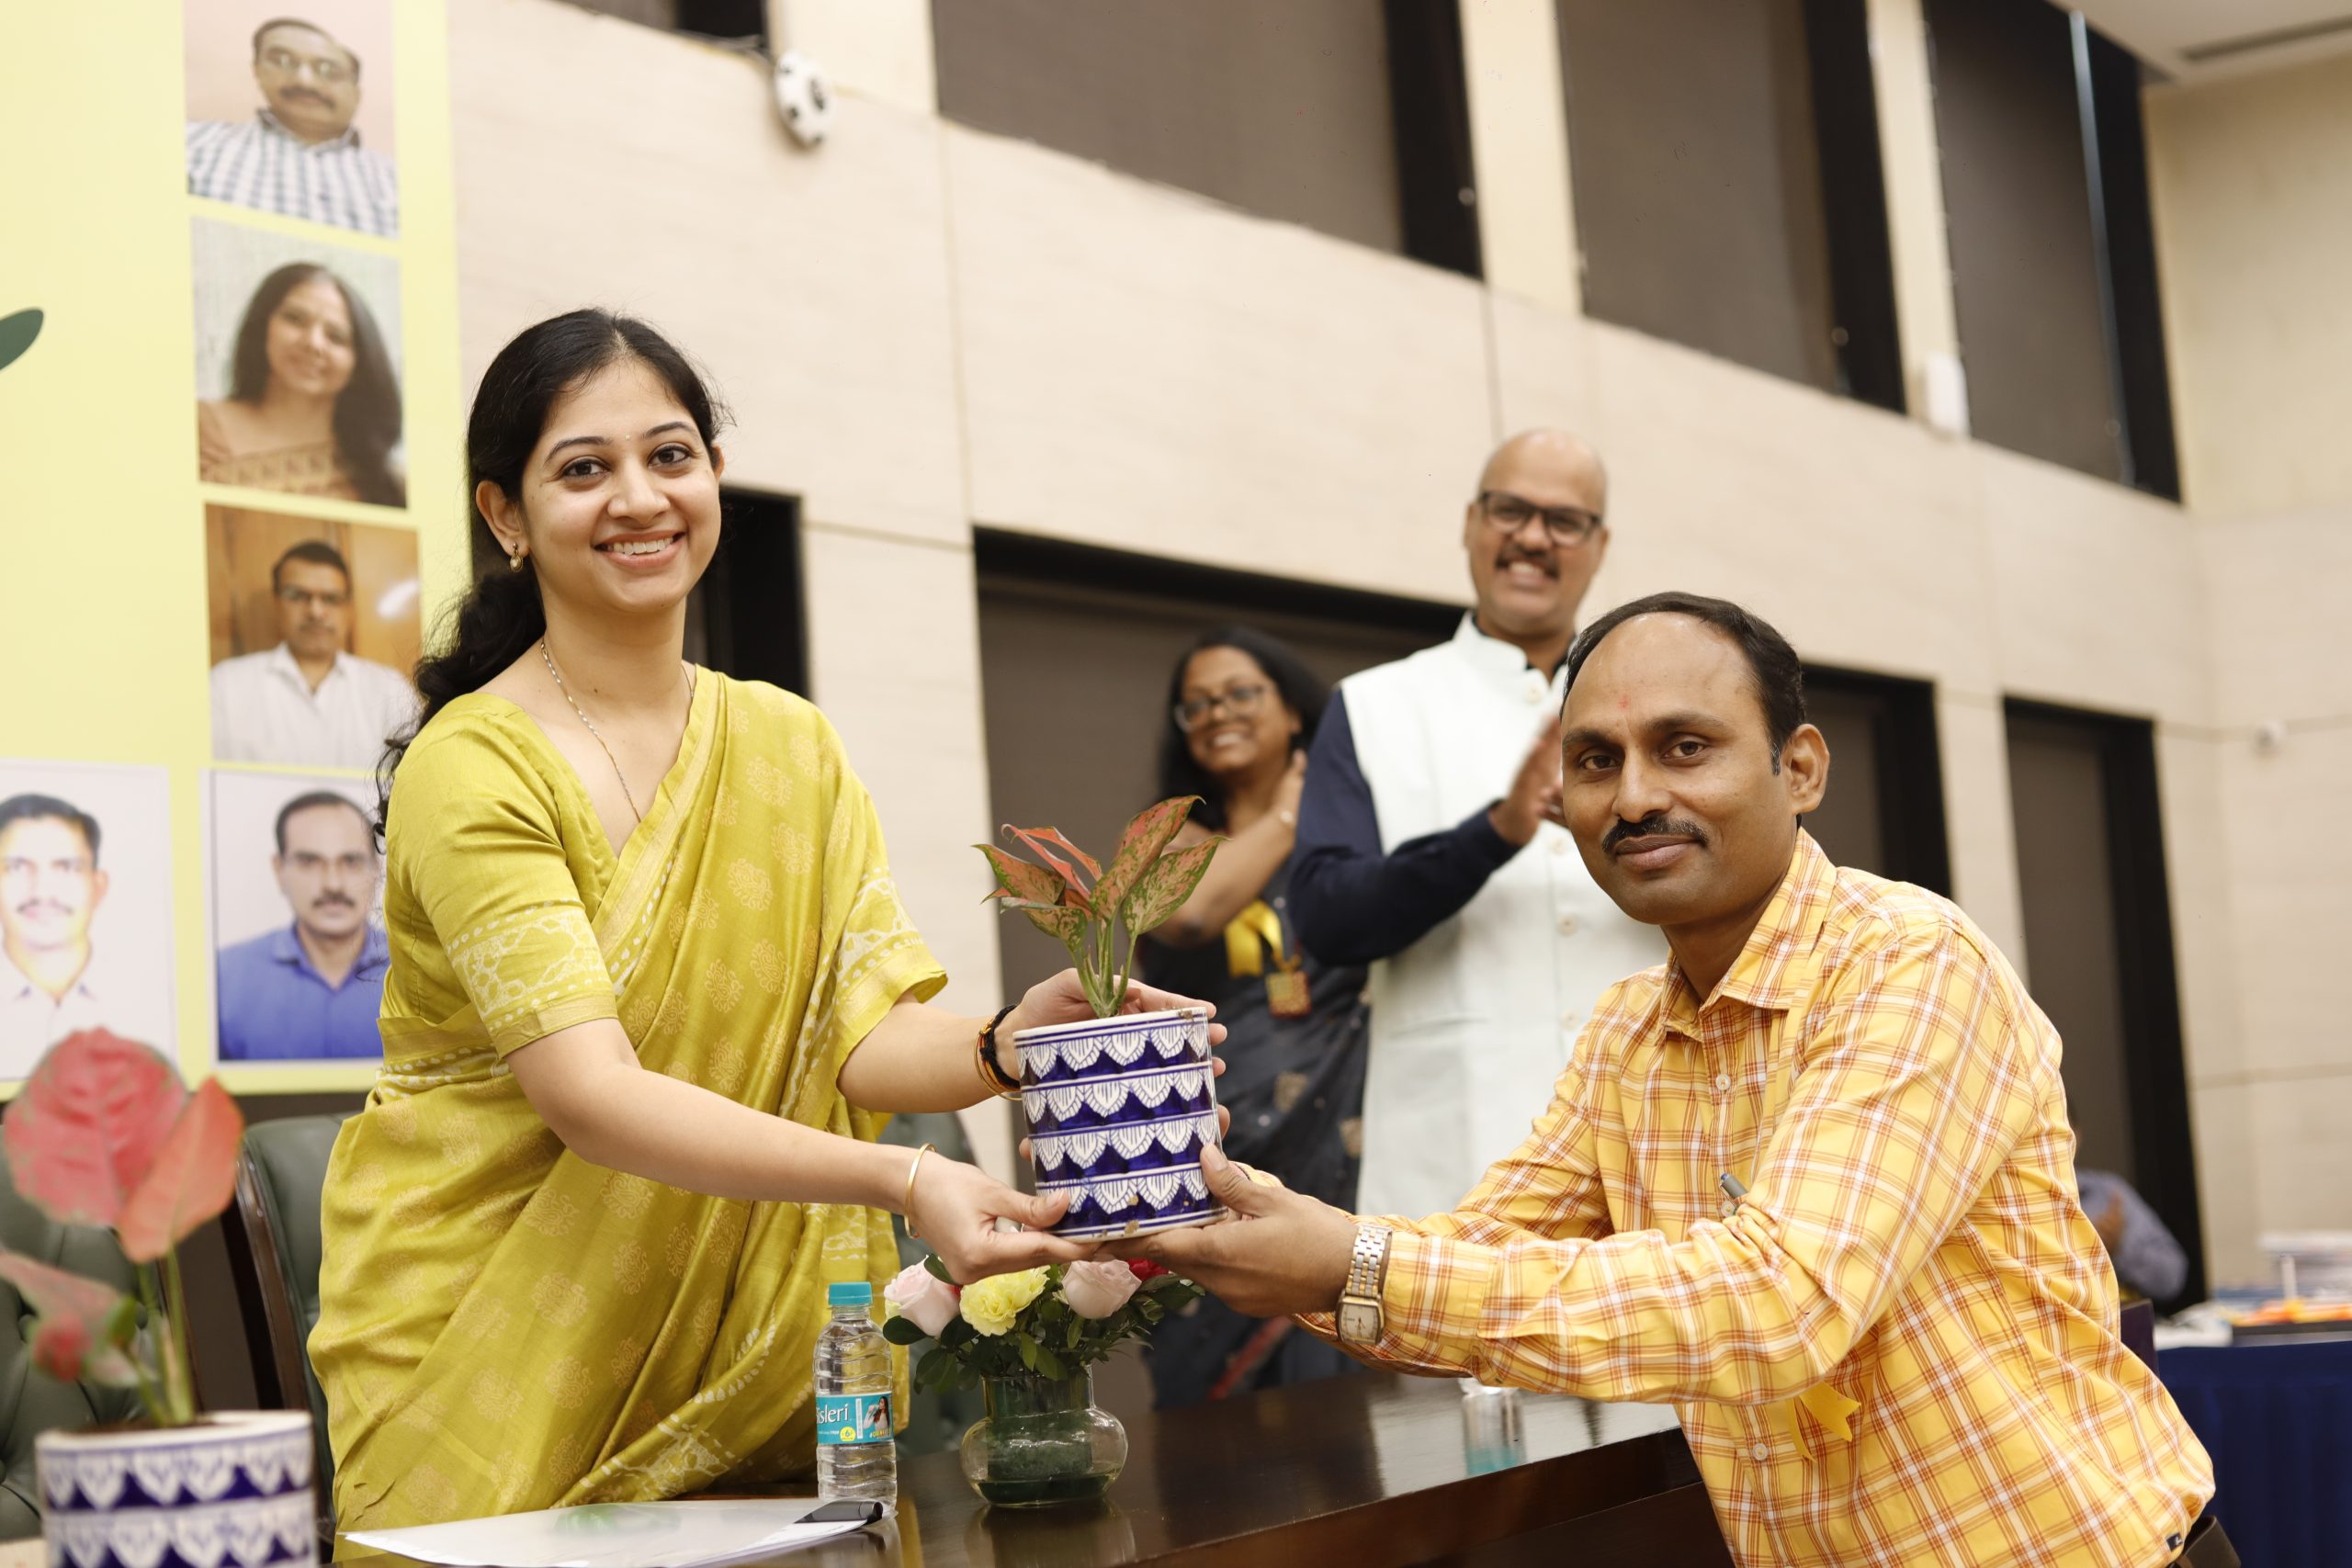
top-left (375, 309), bottom-right (729, 833)
top-left (1562, 591), bottom-right (1807, 767)
top-left (229, 263), bottom-right (404, 506)
top-left (1154, 626), bottom-right (1329, 831)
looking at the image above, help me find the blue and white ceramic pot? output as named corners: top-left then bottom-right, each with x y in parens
top-left (1018, 1006), bottom-right (1227, 1240)
top-left (37, 1410), bottom-right (316, 1568)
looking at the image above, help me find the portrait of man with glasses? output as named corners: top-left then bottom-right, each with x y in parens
top-left (209, 534), bottom-right (419, 770)
top-left (185, 10), bottom-right (400, 237)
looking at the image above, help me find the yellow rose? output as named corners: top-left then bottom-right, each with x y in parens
top-left (957, 1268), bottom-right (1050, 1337)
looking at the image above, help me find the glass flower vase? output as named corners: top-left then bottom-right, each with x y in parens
top-left (958, 1370), bottom-right (1127, 1507)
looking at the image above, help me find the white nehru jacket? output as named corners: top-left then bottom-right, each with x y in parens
top-left (1341, 616), bottom-right (1664, 1220)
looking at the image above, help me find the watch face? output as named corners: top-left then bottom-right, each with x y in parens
top-left (1338, 1302), bottom-right (1380, 1345)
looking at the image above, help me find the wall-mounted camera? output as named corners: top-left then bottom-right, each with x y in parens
top-left (773, 50), bottom-right (832, 147)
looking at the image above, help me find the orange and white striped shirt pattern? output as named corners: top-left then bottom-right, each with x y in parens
top-left (1317, 832), bottom-right (2211, 1567)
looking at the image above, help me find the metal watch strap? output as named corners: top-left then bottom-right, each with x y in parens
top-left (1346, 1224), bottom-right (1391, 1303)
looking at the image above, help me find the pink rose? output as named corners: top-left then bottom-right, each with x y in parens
top-left (30, 1315), bottom-right (90, 1382)
top-left (1060, 1260), bottom-right (1143, 1320)
top-left (884, 1262), bottom-right (961, 1337)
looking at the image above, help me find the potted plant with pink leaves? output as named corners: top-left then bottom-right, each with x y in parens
top-left (0, 1029), bottom-right (317, 1568)
top-left (883, 1253), bottom-right (1199, 1506)
top-left (978, 801), bottom-right (1229, 1241)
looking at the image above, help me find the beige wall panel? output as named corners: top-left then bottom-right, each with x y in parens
top-left (2188, 1082), bottom-right (2261, 1287)
top-left (1458, 0), bottom-right (1579, 316)
top-left (1863, 0), bottom-right (1963, 423)
top-left (798, 524), bottom-right (1015, 1179)
top-left (2214, 728), bottom-right (2352, 1081)
top-left (775, 0), bottom-right (935, 116)
top-left (1578, 322), bottom-right (1997, 691)
top-left (1932, 692), bottom-right (2027, 969)
top-left (2154, 731), bottom-right (2244, 1089)
top-left (1487, 291), bottom-right (1603, 463)
top-left (452, 0), bottom-right (965, 545)
top-left (2199, 505), bottom-right (2352, 726)
top-left (944, 125), bottom-right (1493, 600)
top-left (2147, 52), bottom-right (2352, 516)
top-left (2249, 1073), bottom-right (2352, 1243)
top-left (1977, 450), bottom-right (2209, 725)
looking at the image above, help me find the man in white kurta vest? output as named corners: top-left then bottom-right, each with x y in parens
top-left (1292, 431), bottom-right (1662, 1218)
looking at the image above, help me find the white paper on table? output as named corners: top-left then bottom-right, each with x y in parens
top-left (340, 1498), bottom-right (870, 1567)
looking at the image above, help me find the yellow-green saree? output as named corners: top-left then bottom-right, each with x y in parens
top-left (311, 672), bottom-right (941, 1530)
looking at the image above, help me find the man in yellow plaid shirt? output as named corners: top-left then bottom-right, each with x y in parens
top-left (1117, 592), bottom-right (2222, 1567)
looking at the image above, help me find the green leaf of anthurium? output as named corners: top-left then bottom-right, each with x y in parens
top-left (1094, 796), bottom-right (1200, 913)
top-left (1118, 838), bottom-right (1221, 937)
top-left (922, 1252), bottom-right (955, 1284)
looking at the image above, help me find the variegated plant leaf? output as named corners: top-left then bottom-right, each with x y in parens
top-left (1005, 826), bottom-right (1102, 888)
top-left (1094, 796), bottom-right (1199, 913)
top-left (1118, 838), bottom-right (1220, 936)
top-left (978, 843), bottom-right (1065, 907)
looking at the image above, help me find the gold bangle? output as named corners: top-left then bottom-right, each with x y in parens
top-left (902, 1142), bottom-right (936, 1237)
top-left (976, 1004), bottom-right (1023, 1100)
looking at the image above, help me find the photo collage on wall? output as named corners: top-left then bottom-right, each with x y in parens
top-left (4, 1), bottom-right (420, 1089)
top-left (191, 0), bottom-right (413, 1074)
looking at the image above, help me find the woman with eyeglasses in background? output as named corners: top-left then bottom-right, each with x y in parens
top-left (198, 261), bottom-right (405, 506)
top-left (1138, 626), bottom-right (1371, 1408)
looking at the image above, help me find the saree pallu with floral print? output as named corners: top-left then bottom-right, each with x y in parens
top-left (312, 676), bottom-right (942, 1530)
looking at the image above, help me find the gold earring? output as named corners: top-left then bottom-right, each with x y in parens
top-left (509, 549), bottom-right (525, 572)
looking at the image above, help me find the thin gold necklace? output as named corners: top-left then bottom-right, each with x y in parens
top-left (538, 637), bottom-right (691, 827)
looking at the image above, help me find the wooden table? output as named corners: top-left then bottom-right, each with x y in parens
top-left (341, 1373), bottom-right (1732, 1567)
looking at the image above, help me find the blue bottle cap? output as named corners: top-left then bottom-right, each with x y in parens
top-left (828, 1281), bottom-right (874, 1308)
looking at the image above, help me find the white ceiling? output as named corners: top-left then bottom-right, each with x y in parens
top-left (2068, 0), bottom-right (2352, 79)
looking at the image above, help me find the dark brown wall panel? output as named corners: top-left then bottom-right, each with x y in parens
top-left (933, 0), bottom-right (1405, 255)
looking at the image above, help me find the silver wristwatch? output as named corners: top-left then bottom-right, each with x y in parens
top-left (1337, 1224), bottom-right (1392, 1346)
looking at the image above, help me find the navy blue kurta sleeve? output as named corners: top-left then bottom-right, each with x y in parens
top-left (1288, 690), bottom-right (1521, 968)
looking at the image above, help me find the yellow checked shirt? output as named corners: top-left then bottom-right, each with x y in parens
top-left (1314, 832), bottom-right (2212, 1567)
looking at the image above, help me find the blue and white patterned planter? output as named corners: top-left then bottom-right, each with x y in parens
top-left (1017, 1007), bottom-right (1227, 1240)
top-left (37, 1410), bottom-right (316, 1568)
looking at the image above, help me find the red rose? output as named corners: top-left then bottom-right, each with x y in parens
top-left (1126, 1259), bottom-right (1170, 1282)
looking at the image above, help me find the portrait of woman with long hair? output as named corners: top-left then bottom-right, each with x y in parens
top-left (196, 261), bottom-right (404, 506)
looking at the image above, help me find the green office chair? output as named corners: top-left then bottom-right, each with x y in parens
top-left (219, 1114), bottom-right (346, 1542)
top-left (0, 1144), bottom-right (147, 1540)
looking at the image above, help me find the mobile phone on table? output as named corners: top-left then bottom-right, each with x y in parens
top-left (802, 1498), bottom-right (884, 1527)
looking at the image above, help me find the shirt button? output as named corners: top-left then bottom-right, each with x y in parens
top-left (1557, 915), bottom-right (1579, 937)
top-left (1713, 1072), bottom-right (1731, 1092)
top-left (1750, 1442), bottom-right (1770, 1461)
top-left (1550, 835), bottom-right (1571, 855)
top-left (1562, 1012), bottom-right (1579, 1030)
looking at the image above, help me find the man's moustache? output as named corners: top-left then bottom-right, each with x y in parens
top-left (1601, 816), bottom-right (1708, 852)
top-left (1498, 551), bottom-right (1557, 577)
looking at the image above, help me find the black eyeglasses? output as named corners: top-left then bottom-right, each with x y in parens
top-left (261, 47), bottom-right (354, 85)
top-left (1477, 490), bottom-right (1603, 547)
top-left (1173, 682), bottom-right (1272, 732)
top-left (276, 586), bottom-right (350, 610)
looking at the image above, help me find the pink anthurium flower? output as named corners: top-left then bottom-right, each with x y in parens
top-left (0, 1031), bottom-right (245, 1427)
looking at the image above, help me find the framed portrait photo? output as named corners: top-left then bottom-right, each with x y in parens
top-left (0, 759), bottom-right (177, 1084)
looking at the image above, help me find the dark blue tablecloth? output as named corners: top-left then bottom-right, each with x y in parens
top-left (2160, 1338), bottom-right (2352, 1568)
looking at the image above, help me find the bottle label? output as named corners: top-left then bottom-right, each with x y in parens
top-left (815, 1392), bottom-right (893, 1446)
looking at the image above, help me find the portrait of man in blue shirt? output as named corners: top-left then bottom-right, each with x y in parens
top-left (217, 789), bottom-right (386, 1060)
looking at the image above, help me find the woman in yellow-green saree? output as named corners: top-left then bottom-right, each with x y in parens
top-left (312, 310), bottom-right (1216, 1530)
